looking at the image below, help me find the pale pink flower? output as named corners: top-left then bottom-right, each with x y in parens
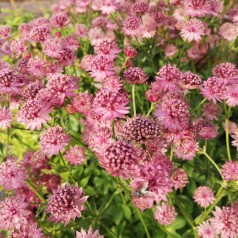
top-left (154, 203), bottom-right (177, 225)
top-left (200, 77), bottom-right (227, 103)
top-left (132, 193), bottom-right (154, 212)
top-left (0, 26), bottom-right (12, 39)
top-left (231, 129), bottom-right (238, 147)
top-left (39, 126), bottom-right (70, 156)
top-left (155, 94), bottom-right (190, 132)
top-left (184, 0), bottom-right (209, 17)
top-left (219, 23), bottom-right (238, 42)
top-left (123, 16), bottom-right (142, 36)
top-left (0, 196), bottom-right (31, 230)
top-left (225, 85), bottom-right (238, 107)
top-left (0, 157), bottom-right (26, 190)
top-left (221, 161), bottom-right (238, 181)
top-left (10, 39), bottom-right (27, 58)
top-left (64, 145), bottom-right (86, 165)
top-left (29, 26), bottom-right (51, 42)
top-left (76, 24), bottom-right (88, 37)
top-left (43, 38), bottom-right (62, 58)
top-left (202, 102), bottom-right (221, 121)
top-left (9, 222), bottom-right (44, 238)
top-left (46, 183), bottom-right (88, 225)
top-left (193, 186), bottom-right (215, 208)
top-left (27, 56), bottom-right (46, 78)
top-left (76, 227), bottom-right (104, 238)
top-left (131, 2), bottom-right (149, 15)
top-left (172, 168), bottom-right (189, 190)
top-left (181, 19), bottom-right (207, 42)
top-left (164, 44), bottom-right (178, 58)
top-left (210, 203), bottom-right (238, 238)
top-left (145, 136), bottom-right (168, 156)
top-left (18, 99), bottom-right (52, 131)
top-left (198, 221), bottom-right (217, 238)
top-left (93, 87), bottom-right (130, 120)
top-left (0, 107), bottom-right (12, 130)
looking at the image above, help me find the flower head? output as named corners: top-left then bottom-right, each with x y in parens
top-left (46, 183), bottom-right (88, 225)
top-left (181, 71), bottom-right (202, 89)
top-left (221, 161), bottom-right (238, 181)
top-left (154, 203), bottom-right (177, 225)
top-left (39, 126), bottom-right (70, 156)
top-left (50, 12), bottom-right (69, 28)
top-left (172, 168), bottom-right (189, 190)
top-left (65, 145), bottom-right (86, 165)
top-left (123, 67), bottom-right (148, 84)
top-left (0, 107), bottom-right (12, 130)
top-left (193, 186), bottom-right (215, 208)
top-left (197, 221), bottom-right (217, 238)
top-left (76, 227), bottom-right (104, 238)
top-left (123, 16), bottom-right (141, 36)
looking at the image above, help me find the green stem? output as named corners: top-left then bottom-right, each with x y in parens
top-left (169, 146), bottom-right (174, 161)
top-left (225, 117), bottom-right (232, 161)
top-left (132, 85), bottom-right (136, 116)
top-left (99, 189), bottom-right (119, 215)
top-left (191, 98), bottom-right (207, 116)
top-left (136, 208), bottom-right (151, 238)
top-left (26, 179), bottom-right (46, 203)
top-left (198, 151), bottom-right (222, 176)
top-left (100, 221), bottom-right (118, 238)
top-left (146, 102), bottom-right (156, 117)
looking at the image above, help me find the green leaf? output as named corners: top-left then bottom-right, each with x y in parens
top-left (122, 205), bottom-right (132, 220)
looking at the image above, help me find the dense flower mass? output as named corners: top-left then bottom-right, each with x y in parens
top-left (46, 183), bottom-right (88, 224)
top-left (0, 0), bottom-right (237, 236)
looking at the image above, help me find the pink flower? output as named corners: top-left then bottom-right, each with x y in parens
top-left (181, 19), bottom-right (207, 42)
top-left (18, 99), bottom-right (52, 131)
top-left (154, 203), bottom-right (177, 225)
top-left (22, 81), bottom-right (44, 101)
top-left (0, 69), bottom-right (23, 94)
top-left (75, 24), bottom-right (88, 37)
top-left (46, 73), bottom-right (78, 105)
top-left (155, 64), bottom-right (181, 92)
top-left (202, 102), bottom-right (221, 121)
top-left (125, 46), bottom-right (138, 58)
top-left (193, 186), bottom-right (215, 208)
top-left (231, 129), bottom-right (238, 147)
top-left (76, 227), bottom-right (104, 238)
top-left (0, 157), bottom-right (26, 190)
top-left (10, 39), bottom-right (27, 58)
top-left (46, 183), bottom-right (88, 225)
top-left (145, 136), bottom-right (168, 156)
top-left (0, 196), bottom-right (31, 230)
top-left (0, 107), bottom-right (12, 130)
top-left (0, 26), bottom-right (12, 39)
top-left (221, 161), bottom-right (238, 181)
top-left (155, 94), bottom-right (190, 132)
top-left (64, 145), bottom-right (86, 165)
top-left (164, 44), bottom-right (178, 58)
top-left (184, 0), bottom-right (209, 17)
top-left (122, 116), bottom-right (160, 142)
top-left (94, 40), bottom-right (121, 60)
top-left (26, 151), bottom-right (49, 172)
top-left (100, 140), bottom-right (139, 178)
top-left (210, 203), bottom-right (238, 238)
top-left (181, 71), bottom-right (202, 89)
top-left (131, 2), bottom-right (149, 15)
top-left (123, 16), bottom-right (141, 36)
top-left (219, 23), bottom-right (238, 42)
top-left (123, 67), bottom-right (148, 84)
top-left (29, 26), bottom-right (51, 42)
top-left (39, 126), bottom-right (70, 157)
top-left (225, 85), bottom-right (238, 107)
top-left (50, 12), bottom-right (69, 28)
top-left (200, 77), bottom-right (227, 103)
top-left (43, 38), bottom-right (62, 58)
top-left (9, 222), bottom-right (44, 238)
top-left (93, 87), bottom-right (130, 120)
top-left (27, 56), bottom-right (46, 78)
top-left (198, 221), bottom-right (217, 238)
top-left (172, 168), bottom-right (189, 190)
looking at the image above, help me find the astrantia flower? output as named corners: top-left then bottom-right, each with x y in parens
top-left (200, 77), bottom-right (227, 103)
top-left (29, 26), bottom-right (51, 42)
top-left (100, 140), bottom-right (139, 178)
top-left (181, 71), bottom-right (202, 89)
top-left (155, 94), bottom-right (190, 132)
top-left (155, 64), bottom-right (181, 92)
top-left (0, 26), bottom-right (12, 39)
top-left (172, 168), bottom-right (189, 190)
top-left (46, 73), bottom-right (78, 105)
top-left (28, 151), bottom-right (49, 172)
top-left (192, 119), bottom-right (217, 140)
top-left (221, 161), bottom-right (238, 181)
top-left (184, 0), bottom-right (209, 17)
top-left (210, 203), bottom-right (238, 238)
top-left (27, 56), bottom-right (46, 78)
top-left (219, 23), bottom-right (238, 42)
top-left (202, 102), bottom-right (221, 121)
top-left (46, 183), bottom-right (88, 225)
top-left (123, 16), bottom-right (141, 36)
top-left (65, 145), bottom-right (86, 165)
top-left (164, 44), bottom-right (178, 58)
top-left (145, 136), bottom-right (168, 156)
top-left (174, 134), bottom-right (199, 160)
top-left (50, 12), bottom-right (69, 28)
top-left (0, 68), bottom-right (23, 94)
top-left (122, 116), bottom-right (160, 142)
top-left (9, 222), bottom-right (44, 238)
top-left (0, 196), bottom-right (31, 230)
top-left (123, 67), bottom-right (148, 84)
top-left (212, 62), bottom-right (238, 82)
top-left (198, 221), bottom-right (217, 238)
top-left (76, 227), bottom-right (104, 238)
top-left (94, 40), bottom-right (121, 60)
top-left (181, 19), bottom-right (206, 42)
top-left (93, 87), bottom-right (130, 120)
top-left (39, 126), bottom-right (70, 156)
top-left (18, 99), bottom-right (52, 131)
top-left (154, 203), bottom-right (177, 225)
top-left (193, 186), bottom-right (215, 208)
top-left (0, 157), bottom-right (26, 190)
top-left (225, 85), bottom-right (238, 107)
top-left (131, 2), bottom-right (149, 15)
top-left (0, 107), bottom-right (12, 130)
top-left (125, 46), bottom-right (137, 58)
top-left (22, 81), bottom-right (44, 101)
